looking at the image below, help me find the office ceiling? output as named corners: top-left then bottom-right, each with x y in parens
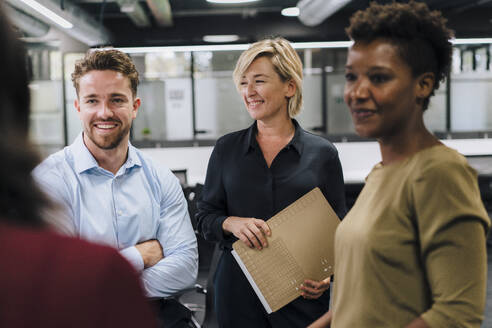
top-left (15, 0), bottom-right (492, 47)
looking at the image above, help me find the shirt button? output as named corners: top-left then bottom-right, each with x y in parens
top-left (117, 210), bottom-right (123, 216)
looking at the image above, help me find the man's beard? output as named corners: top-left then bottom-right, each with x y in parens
top-left (87, 121), bottom-right (130, 150)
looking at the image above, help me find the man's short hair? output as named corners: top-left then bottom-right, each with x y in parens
top-left (71, 49), bottom-right (139, 97)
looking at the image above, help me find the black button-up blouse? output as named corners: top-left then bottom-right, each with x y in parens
top-left (197, 120), bottom-right (347, 250)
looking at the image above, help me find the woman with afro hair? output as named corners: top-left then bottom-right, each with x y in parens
top-left (310, 1), bottom-right (490, 327)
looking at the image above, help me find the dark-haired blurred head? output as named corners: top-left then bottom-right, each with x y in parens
top-left (0, 4), bottom-right (49, 226)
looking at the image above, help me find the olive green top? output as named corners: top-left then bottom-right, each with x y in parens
top-left (332, 145), bottom-right (490, 327)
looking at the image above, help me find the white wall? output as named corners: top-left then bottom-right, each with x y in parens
top-left (141, 138), bottom-right (492, 185)
top-left (141, 147), bottom-right (214, 186)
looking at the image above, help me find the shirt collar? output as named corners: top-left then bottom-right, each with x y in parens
top-left (289, 119), bottom-right (304, 155)
top-left (70, 133), bottom-right (142, 174)
top-left (243, 119), bottom-right (304, 156)
top-left (126, 142), bottom-right (142, 169)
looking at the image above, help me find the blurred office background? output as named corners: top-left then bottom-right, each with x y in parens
top-left (6, 0), bottom-right (492, 326)
top-left (7, 0), bottom-right (492, 155)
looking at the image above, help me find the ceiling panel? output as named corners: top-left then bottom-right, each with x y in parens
top-left (19, 0), bottom-right (492, 46)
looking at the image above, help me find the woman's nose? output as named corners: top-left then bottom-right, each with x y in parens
top-left (352, 79), bottom-right (370, 100)
top-left (245, 83), bottom-right (256, 96)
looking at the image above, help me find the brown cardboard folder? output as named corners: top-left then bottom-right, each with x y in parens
top-left (231, 187), bottom-right (340, 313)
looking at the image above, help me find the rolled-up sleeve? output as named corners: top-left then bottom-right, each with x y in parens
top-left (141, 170), bottom-right (198, 297)
top-left (120, 246), bottom-right (144, 272)
top-left (412, 161), bottom-right (490, 327)
top-left (421, 220), bottom-right (487, 327)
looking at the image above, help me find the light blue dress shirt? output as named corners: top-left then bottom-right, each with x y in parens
top-left (33, 134), bottom-right (198, 298)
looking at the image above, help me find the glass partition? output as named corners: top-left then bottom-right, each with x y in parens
top-left (296, 48), bottom-right (324, 133)
top-left (134, 52), bottom-right (193, 141)
top-left (44, 41), bottom-right (492, 151)
top-left (28, 47), bottom-right (65, 157)
top-left (64, 52), bottom-right (85, 144)
top-left (193, 50), bottom-right (251, 139)
top-left (450, 44), bottom-right (492, 131)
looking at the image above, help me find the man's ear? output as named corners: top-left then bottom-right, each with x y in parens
top-left (74, 98), bottom-right (81, 113)
top-left (416, 72), bottom-right (435, 100)
top-left (132, 97), bottom-right (141, 119)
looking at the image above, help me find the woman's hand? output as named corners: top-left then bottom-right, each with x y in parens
top-left (222, 216), bottom-right (271, 250)
top-left (300, 277), bottom-right (331, 299)
top-left (405, 317), bottom-right (429, 328)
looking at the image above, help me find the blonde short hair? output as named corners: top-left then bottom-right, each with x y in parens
top-left (233, 37), bottom-right (303, 117)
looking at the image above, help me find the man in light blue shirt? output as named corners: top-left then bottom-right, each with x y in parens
top-left (33, 49), bottom-right (198, 326)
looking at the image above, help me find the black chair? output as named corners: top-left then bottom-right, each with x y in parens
top-left (172, 169), bottom-right (189, 187)
top-left (199, 244), bottom-right (221, 328)
top-left (177, 183), bottom-right (220, 328)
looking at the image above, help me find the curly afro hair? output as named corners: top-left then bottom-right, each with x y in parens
top-left (346, 1), bottom-right (454, 110)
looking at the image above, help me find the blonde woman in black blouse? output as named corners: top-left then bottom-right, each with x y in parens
top-left (197, 37), bottom-right (346, 327)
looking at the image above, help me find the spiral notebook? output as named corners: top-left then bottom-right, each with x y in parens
top-left (231, 187), bottom-right (340, 313)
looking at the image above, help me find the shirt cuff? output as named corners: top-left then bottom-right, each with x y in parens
top-left (421, 309), bottom-right (453, 328)
top-left (215, 215), bottom-right (231, 241)
top-left (120, 246), bottom-right (144, 272)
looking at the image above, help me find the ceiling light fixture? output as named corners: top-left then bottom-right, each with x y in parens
top-left (119, 44), bottom-right (249, 54)
top-left (18, 0), bottom-right (73, 29)
top-left (118, 38), bottom-right (492, 54)
top-left (281, 7), bottom-right (300, 17)
top-left (206, 0), bottom-right (259, 4)
top-left (452, 38), bottom-right (492, 45)
top-left (120, 3), bottom-right (136, 13)
top-left (118, 41), bottom-right (352, 54)
top-left (203, 35), bottom-right (240, 43)
top-left (298, 0), bottom-right (351, 26)
top-left (292, 41), bottom-right (353, 49)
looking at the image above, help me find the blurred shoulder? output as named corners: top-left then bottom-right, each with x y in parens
top-left (33, 147), bottom-right (72, 178)
top-left (299, 128), bottom-right (339, 157)
top-left (0, 223), bottom-right (135, 276)
top-left (413, 145), bottom-right (470, 173)
top-left (216, 126), bottom-right (251, 149)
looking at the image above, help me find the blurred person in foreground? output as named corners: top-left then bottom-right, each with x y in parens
top-left (309, 2), bottom-right (490, 327)
top-left (196, 37), bottom-right (346, 327)
top-left (0, 5), bottom-right (155, 327)
top-left (33, 48), bottom-right (198, 327)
